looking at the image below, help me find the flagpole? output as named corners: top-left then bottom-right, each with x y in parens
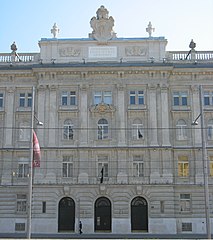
top-left (27, 86), bottom-right (35, 239)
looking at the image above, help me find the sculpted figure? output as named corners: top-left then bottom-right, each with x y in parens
top-left (89, 6), bottom-right (116, 43)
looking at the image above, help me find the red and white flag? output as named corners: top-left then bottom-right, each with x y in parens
top-left (33, 131), bottom-right (41, 167)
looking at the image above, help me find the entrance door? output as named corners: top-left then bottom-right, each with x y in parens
top-left (95, 197), bottom-right (111, 232)
top-left (58, 197), bottom-right (75, 232)
top-left (131, 196), bottom-right (148, 232)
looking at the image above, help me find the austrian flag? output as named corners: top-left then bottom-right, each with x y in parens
top-left (33, 131), bottom-right (41, 167)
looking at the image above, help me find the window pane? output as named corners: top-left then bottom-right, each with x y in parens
top-left (104, 91), bottom-right (112, 104)
top-left (173, 97), bottom-right (179, 106)
top-left (27, 93), bottom-right (32, 107)
top-left (0, 93), bottom-right (3, 107)
top-left (70, 91), bottom-right (76, 105)
top-left (19, 93), bottom-right (25, 107)
top-left (182, 97), bottom-right (187, 106)
top-left (138, 91), bottom-right (144, 105)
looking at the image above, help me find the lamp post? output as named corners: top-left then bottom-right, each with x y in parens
top-left (192, 85), bottom-right (211, 239)
top-left (26, 86), bottom-right (43, 239)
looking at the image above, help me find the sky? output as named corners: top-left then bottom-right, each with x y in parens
top-left (0, 0), bottom-right (212, 53)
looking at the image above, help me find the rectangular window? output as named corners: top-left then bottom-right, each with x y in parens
top-left (180, 193), bottom-right (191, 212)
top-left (210, 156), bottom-right (213, 177)
top-left (19, 92), bottom-right (32, 108)
top-left (27, 93), bottom-right (32, 107)
top-left (132, 124), bottom-right (143, 140)
top-left (94, 91), bottom-right (112, 105)
top-left (133, 155), bottom-right (144, 177)
top-left (19, 93), bottom-right (25, 107)
top-left (178, 156), bottom-right (189, 177)
top-left (42, 201), bottom-right (46, 213)
top-left (62, 156), bottom-right (73, 177)
top-left (15, 223), bottom-right (25, 231)
top-left (98, 155), bottom-right (109, 178)
top-left (0, 93), bottom-right (3, 107)
top-left (16, 194), bottom-right (27, 213)
top-left (18, 163), bottom-right (29, 178)
top-left (63, 124), bottom-right (73, 140)
top-left (129, 90), bottom-right (144, 105)
top-left (61, 91), bottom-right (76, 106)
top-left (173, 91), bottom-right (188, 106)
top-left (70, 91), bottom-right (76, 105)
top-left (182, 222), bottom-right (192, 232)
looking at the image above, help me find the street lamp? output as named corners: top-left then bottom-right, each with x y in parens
top-left (192, 85), bottom-right (211, 239)
top-left (26, 86), bottom-right (43, 239)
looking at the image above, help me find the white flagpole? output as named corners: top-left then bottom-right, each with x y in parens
top-left (27, 86), bottom-right (35, 239)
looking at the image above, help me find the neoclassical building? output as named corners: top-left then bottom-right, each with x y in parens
top-left (0, 5), bottom-right (213, 236)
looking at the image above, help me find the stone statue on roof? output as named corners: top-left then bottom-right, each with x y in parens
top-left (89, 5), bottom-right (117, 44)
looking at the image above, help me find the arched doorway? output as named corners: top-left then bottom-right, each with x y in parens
top-left (95, 197), bottom-right (111, 232)
top-left (58, 197), bottom-right (75, 232)
top-left (131, 196), bottom-right (148, 232)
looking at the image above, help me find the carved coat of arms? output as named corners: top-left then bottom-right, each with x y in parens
top-left (89, 5), bottom-right (117, 44)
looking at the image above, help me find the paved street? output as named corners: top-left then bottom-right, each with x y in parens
top-left (0, 233), bottom-right (211, 239)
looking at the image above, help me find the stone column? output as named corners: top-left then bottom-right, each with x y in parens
top-left (148, 84), bottom-right (158, 146)
top-left (160, 84), bottom-right (171, 146)
top-left (48, 85), bottom-right (57, 146)
top-left (191, 85), bottom-right (203, 183)
top-left (4, 87), bottom-right (15, 147)
top-left (79, 84), bottom-right (88, 146)
top-left (117, 84), bottom-right (126, 145)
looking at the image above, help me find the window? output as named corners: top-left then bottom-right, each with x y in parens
top-left (129, 90), bottom-right (144, 105)
top-left (207, 119), bottom-right (213, 140)
top-left (98, 155), bottom-right (109, 178)
top-left (19, 93), bottom-right (32, 107)
top-left (178, 156), bottom-right (189, 177)
top-left (42, 201), bottom-right (46, 213)
top-left (176, 119), bottom-right (187, 140)
top-left (62, 156), bottom-right (73, 177)
top-left (61, 91), bottom-right (76, 106)
top-left (16, 194), bottom-right (27, 213)
top-left (98, 119), bottom-right (108, 140)
top-left (204, 91), bottom-right (213, 106)
top-left (18, 158), bottom-right (29, 178)
top-left (173, 91), bottom-right (188, 106)
top-left (180, 194), bottom-right (191, 212)
top-left (0, 93), bottom-right (3, 107)
top-left (209, 156), bottom-right (213, 177)
top-left (182, 222), bottom-right (192, 232)
top-left (133, 155), bottom-right (144, 177)
top-left (15, 223), bottom-right (25, 231)
top-left (63, 120), bottom-right (73, 140)
top-left (94, 91), bottom-right (112, 105)
top-left (132, 119), bottom-right (143, 140)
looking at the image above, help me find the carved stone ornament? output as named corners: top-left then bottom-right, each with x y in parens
top-left (89, 5), bottom-right (117, 44)
top-left (90, 102), bottom-right (116, 114)
top-left (59, 47), bottom-right (80, 57)
top-left (125, 46), bottom-right (147, 56)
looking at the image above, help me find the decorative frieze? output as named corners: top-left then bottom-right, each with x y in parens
top-left (59, 47), bottom-right (81, 57)
top-left (125, 46), bottom-right (147, 56)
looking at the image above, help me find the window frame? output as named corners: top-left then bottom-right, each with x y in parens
top-left (0, 93), bottom-right (4, 108)
top-left (133, 155), bottom-right (144, 177)
top-left (173, 91), bottom-right (188, 106)
top-left (62, 155), bottom-right (73, 178)
top-left (63, 120), bottom-right (74, 140)
top-left (97, 155), bottom-right (109, 178)
top-left (129, 90), bottom-right (144, 105)
top-left (97, 119), bottom-right (109, 140)
top-left (176, 119), bottom-right (187, 140)
top-left (94, 91), bottom-right (112, 105)
top-left (16, 194), bottom-right (27, 213)
top-left (180, 193), bottom-right (191, 212)
top-left (178, 156), bottom-right (189, 177)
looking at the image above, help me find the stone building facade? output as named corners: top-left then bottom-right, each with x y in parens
top-left (0, 5), bottom-right (213, 236)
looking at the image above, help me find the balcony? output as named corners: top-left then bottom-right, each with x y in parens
top-left (0, 52), bottom-right (40, 64)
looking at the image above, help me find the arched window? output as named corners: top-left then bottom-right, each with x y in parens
top-left (132, 119), bottom-right (143, 140)
top-left (176, 119), bottom-right (187, 140)
top-left (98, 119), bottom-right (108, 140)
top-left (207, 119), bottom-right (213, 140)
top-left (63, 120), bottom-right (73, 140)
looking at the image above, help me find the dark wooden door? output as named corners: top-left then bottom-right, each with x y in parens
top-left (58, 197), bottom-right (75, 232)
top-left (95, 197), bottom-right (111, 232)
top-left (131, 197), bottom-right (148, 231)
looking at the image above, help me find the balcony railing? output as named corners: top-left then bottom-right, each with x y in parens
top-left (166, 50), bottom-right (213, 62)
top-left (0, 53), bottom-right (40, 63)
top-left (0, 51), bottom-right (213, 64)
